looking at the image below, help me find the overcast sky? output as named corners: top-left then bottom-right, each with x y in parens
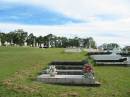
top-left (0, 0), bottom-right (130, 46)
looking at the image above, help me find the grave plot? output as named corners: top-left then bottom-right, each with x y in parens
top-left (87, 48), bottom-right (130, 66)
top-left (64, 48), bottom-right (82, 53)
top-left (90, 52), bottom-right (130, 66)
top-left (37, 60), bottom-right (100, 86)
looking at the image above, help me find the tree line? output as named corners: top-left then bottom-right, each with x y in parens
top-left (0, 29), bottom-right (96, 48)
top-left (98, 43), bottom-right (120, 50)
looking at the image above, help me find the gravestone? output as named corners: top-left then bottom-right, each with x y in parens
top-left (64, 48), bottom-right (82, 53)
top-left (91, 52), bottom-right (128, 66)
top-left (36, 43), bottom-right (39, 47)
top-left (24, 42), bottom-right (27, 46)
top-left (127, 57), bottom-right (130, 66)
top-left (37, 60), bottom-right (100, 86)
top-left (4, 41), bottom-right (10, 46)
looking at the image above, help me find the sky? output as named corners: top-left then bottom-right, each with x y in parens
top-left (0, 0), bottom-right (130, 46)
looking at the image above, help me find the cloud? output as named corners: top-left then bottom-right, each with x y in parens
top-left (0, 18), bottom-right (130, 46)
top-left (0, 0), bottom-right (130, 46)
top-left (1, 0), bottom-right (130, 21)
top-left (0, 2), bottom-right (82, 25)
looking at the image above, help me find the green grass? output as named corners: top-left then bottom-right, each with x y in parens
top-left (0, 47), bottom-right (130, 97)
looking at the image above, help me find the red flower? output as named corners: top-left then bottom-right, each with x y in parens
top-left (83, 64), bottom-right (93, 73)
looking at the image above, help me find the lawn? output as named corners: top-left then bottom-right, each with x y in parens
top-left (0, 47), bottom-right (130, 97)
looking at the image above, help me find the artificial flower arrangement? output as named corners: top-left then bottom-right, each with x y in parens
top-left (83, 64), bottom-right (94, 79)
top-left (46, 65), bottom-right (57, 77)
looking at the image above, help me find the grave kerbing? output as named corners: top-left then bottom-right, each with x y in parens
top-left (37, 60), bottom-right (100, 86)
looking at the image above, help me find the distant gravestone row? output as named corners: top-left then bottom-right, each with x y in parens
top-left (89, 48), bottom-right (130, 66)
top-left (0, 40), bottom-right (46, 48)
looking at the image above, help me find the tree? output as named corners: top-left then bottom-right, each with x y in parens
top-left (44, 34), bottom-right (56, 47)
top-left (36, 36), bottom-right (44, 47)
top-left (60, 37), bottom-right (68, 48)
top-left (101, 43), bottom-right (120, 50)
top-left (6, 29), bottom-right (28, 46)
top-left (26, 33), bottom-right (35, 46)
top-left (0, 30), bottom-right (98, 48)
top-left (83, 37), bottom-right (96, 48)
top-left (73, 37), bottom-right (80, 47)
top-left (0, 32), bottom-right (7, 45)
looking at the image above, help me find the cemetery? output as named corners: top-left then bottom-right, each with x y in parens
top-left (0, 47), bottom-right (130, 97)
top-left (0, 30), bottom-right (130, 97)
top-left (37, 47), bottom-right (130, 87)
top-left (0, 0), bottom-right (130, 96)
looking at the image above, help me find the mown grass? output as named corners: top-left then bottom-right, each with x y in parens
top-left (0, 47), bottom-right (130, 97)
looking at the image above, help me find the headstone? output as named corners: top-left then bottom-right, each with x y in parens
top-left (10, 39), bottom-right (14, 45)
top-left (7, 42), bottom-right (10, 46)
top-left (48, 41), bottom-right (51, 48)
top-left (24, 42), bottom-right (27, 46)
top-left (41, 43), bottom-right (44, 48)
top-left (33, 39), bottom-right (36, 47)
top-left (91, 52), bottom-right (128, 66)
top-left (112, 47), bottom-right (122, 54)
top-left (127, 57), bottom-right (130, 66)
top-left (91, 53), bottom-right (122, 61)
top-left (36, 43), bottom-right (39, 47)
top-left (64, 48), bottom-right (82, 53)
top-left (4, 41), bottom-right (8, 46)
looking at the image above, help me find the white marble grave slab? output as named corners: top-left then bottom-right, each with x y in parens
top-left (37, 74), bottom-right (97, 85)
top-left (64, 48), bottom-right (82, 53)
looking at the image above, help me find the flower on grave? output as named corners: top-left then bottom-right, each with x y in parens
top-left (83, 64), bottom-right (94, 79)
top-left (46, 65), bottom-right (57, 77)
top-left (83, 64), bottom-right (93, 73)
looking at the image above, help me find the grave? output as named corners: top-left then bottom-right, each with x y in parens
top-left (91, 52), bottom-right (130, 66)
top-left (24, 42), bottom-right (27, 46)
top-left (127, 57), bottom-right (130, 66)
top-left (64, 48), bottom-right (82, 53)
top-left (37, 60), bottom-right (100, 86)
